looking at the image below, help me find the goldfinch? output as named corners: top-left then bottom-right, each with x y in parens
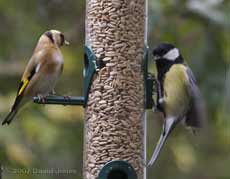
top-left (148, 43), bottom-right (205, 166)
top-left (2, 30), bottom-right (69, 125)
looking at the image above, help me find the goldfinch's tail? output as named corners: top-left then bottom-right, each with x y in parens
top-left (2, 110), bottom-right (17, 125)
top-left (2, 90), bottom-right (26, 125)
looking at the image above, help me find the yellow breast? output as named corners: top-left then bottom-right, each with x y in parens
top-left (163, 64), bottom-right (190, 118)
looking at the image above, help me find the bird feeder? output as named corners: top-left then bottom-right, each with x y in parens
top-left (84, 0), bottom-right (148, 178)
top-left (34, 0), bottom-right (155, 178)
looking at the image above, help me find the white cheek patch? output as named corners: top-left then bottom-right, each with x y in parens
top-left (163, 48), bottom-right (179, 61)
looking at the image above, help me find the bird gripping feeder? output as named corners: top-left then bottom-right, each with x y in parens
top-left (34, 46), bottom-right (99, 107)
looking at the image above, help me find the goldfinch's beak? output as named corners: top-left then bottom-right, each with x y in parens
top-left (64, 40), bottom-right (70, 45)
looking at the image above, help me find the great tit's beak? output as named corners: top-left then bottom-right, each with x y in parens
top-left (154, 55), bottom-right (161, 61)
top-left (64, 40), bottom-right (70, 45)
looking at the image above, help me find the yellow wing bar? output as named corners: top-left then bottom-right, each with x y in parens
top-left (18, 79), bottom-right (29, 96)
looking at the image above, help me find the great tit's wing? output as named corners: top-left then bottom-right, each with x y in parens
top-left (185, 67), bottom-right (206, 128)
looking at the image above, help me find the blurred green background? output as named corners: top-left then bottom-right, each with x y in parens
top-left (0, 0), bottom-right (229, 179)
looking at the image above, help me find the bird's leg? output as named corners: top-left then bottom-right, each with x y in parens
top-left (141, 158), bottom-right (147, 168)
top-left (49, 89), bottom-right (70, 100)
top-left (191, 128), bottom-right (198, 136)
top-left (152, 106), bottom-right (159, 112)
top-left (49, 89), bottom-right (56, 95)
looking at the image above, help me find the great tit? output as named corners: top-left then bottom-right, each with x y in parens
top-left (2, 30), bottom-right (69, 125)
top-left (148, 43), bottom-right (205, 166)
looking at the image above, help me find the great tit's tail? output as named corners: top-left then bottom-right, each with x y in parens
top-left (2, 110), bottom-right (18, 125)
top-left (148, 117), bottom-right (177, 166)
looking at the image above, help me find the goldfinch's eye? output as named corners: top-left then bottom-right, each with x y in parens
top-left (60, 33), bottom-right (65, 46)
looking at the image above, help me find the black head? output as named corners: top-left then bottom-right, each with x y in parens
top-left (153, 43), bottom-right (183, 63)
top-left (153, 43), bottom-right (184, 81)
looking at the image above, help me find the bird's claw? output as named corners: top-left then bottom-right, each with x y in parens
top-left (50, 89), bottom-right (56, 95)
top-left (64, 95), bottom-right (71, 100)
top-left (37, 95), bottom-right (46, 104)
top-left (141, 159), bottom-right (148, 168)
top-left (152, 106), bottom-right (158, 112)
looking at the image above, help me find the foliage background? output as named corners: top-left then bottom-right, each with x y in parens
top-left (0, 0), bottom-right (229, 179)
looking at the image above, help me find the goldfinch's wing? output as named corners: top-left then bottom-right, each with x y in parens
top-left (24, 48), bottom-right (64, 91)
top-left (11, 53), bottom-right (42, 111)
top-left (19, 48), bottom-right (50, 96)
top-left (185, 67), bottom-right (206, 128)
top-left (2, 56), bottom-right (38, 125)
top-left (5, 48), bottom-right (62, 125)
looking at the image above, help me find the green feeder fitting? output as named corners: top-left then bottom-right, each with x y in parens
top-left (33, 45), bottom-right (98, 107)
top-left (143, 45), bottom-right (155, 109)
top-left (97, 160), bottom-right (137, 179)
top-left (83, 45), bottom-right (98, 107)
